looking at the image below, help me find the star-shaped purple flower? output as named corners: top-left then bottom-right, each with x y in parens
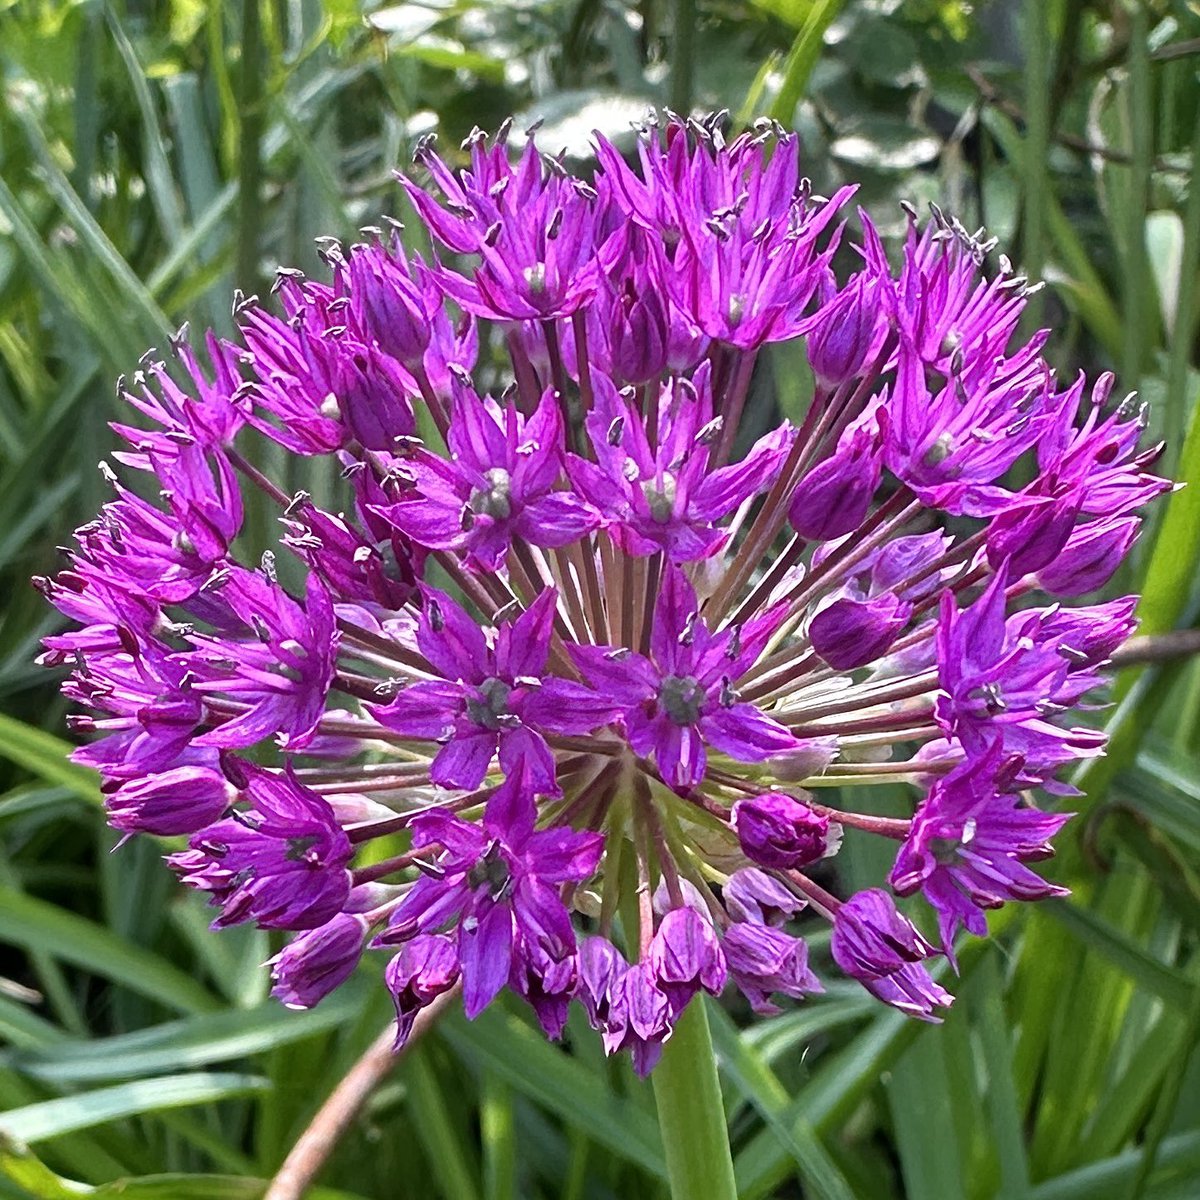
top-left (569, 371), bottom-right (793, 562)
top-left (936, 568), bottom-right (1135, 783)
top-left (377, 384), bottom-right (597, 572)
top-left (890, 742), bottom-right (1070, 959)
top-left (379, 772), bottom-right (602, 1027)
top-left (571, 567), bottom-right (796, 791)
top-left (182, 567), bottom-right (338, 752)
top-left (168, 762), bottom-right (353, 930)
top-left (371, 585), bottom-right (616, 792)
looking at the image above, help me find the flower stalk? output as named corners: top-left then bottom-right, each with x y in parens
top-left (652, 999), bottom-right (738, 1200)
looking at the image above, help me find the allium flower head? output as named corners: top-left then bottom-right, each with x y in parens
top-left (41, 112), bottom-right (1167, 1073)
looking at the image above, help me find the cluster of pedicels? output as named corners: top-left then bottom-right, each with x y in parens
top-left (39, 113), bottom-right (1168, 1075)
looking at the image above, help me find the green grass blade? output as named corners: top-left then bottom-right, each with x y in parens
top-left (0, 716), bottom-right (101, 807)
top-left (103, 3), bottom-right (185, 243)
top-left (480, 1073), bottom-right (516, 1200)
top-left (0, 1073), bottom-right (267, 1144)
top-left (0, 887), bottom-right (222, 1015)
top-left (708, 1000), bottom-right (859, 1200)
top-left (441, 1006), bottom-right (667, 1180)
top-left (5, 987), bottom-right (366, 1084)
top-left (405, 1046), bottom-right (482, 1200)
top-left (975, 954), bottom-right (1031, 1199)
top-left (1041, 900), bottom-right (1192, 1012)
top-left (1026, 1132), bottom-right (1200, 1200)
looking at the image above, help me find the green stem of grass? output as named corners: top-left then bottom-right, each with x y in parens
top-left (1122, 1), bottom-right (1153, 394)
top-left (237, 0), bottom-right (263, 292)
top-left (1021, 0), bottom-right (1050, 328)
top-left (670, 0), bottom-right (695, 116)
top-left (652, 999), bottom-right (737, 1200)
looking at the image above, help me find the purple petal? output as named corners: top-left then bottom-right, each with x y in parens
top-left (460, 901), bottom-right (514, 1019)
top-left (521, 677), bottom-right (620, 735)
top-left (701, 704), bottom-right (796, 761)
top-left (418, 586), bottom-right (490, 683)
top-left (371, 681), bottom-right (462, 739)
top-left (431, 730), bottom-right (497, 789)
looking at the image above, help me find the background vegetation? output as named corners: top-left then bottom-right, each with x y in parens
top-left (1, 1), bottom-right (1198, 1197)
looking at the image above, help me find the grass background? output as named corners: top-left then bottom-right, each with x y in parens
top-left (0, 1), bottom-right (1198, 1197)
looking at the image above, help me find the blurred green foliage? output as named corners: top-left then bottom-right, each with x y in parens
top-left (1, 1), bottom-right (1199, 1198)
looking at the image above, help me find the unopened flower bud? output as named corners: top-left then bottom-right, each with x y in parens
top-left (724, 867), bottom-right (806, 926)
top-left (1037, 515), bottom-right (1139, 596)
top-left (386, 934), bottom-right (461, 1048)
top-left (733, 792), bottom-right (830, 869)
top-left (107, 764), bottom-right (234, 837)
top-left (806, 275), bottom-right (877, 387)
top-left (270, 913), bottom-right (368, 1009)
top-left (349, 250), bottom-right (432, 368)
top-left (648, 906), bottom-right (727, 1016)
top-left (809, 592), bottom-right (912, 670)
top-left (789, 425), bottom-right (881, 541)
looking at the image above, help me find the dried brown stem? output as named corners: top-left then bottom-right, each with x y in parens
top-left (1110, 628), bottom-right (1200, 668)
top-left (263, 984), bottom-right (460, 1200)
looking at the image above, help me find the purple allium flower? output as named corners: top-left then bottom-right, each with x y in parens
top-left (647, 905), bottom-right (727, 1017)
top-left (372, 585), bottom-right (614, 792)
top-left (831, 889), bottom-right (952, 1020)
top-left (386, 934), bottom-right (461, 1048)
top-left (378, 771), bottom-right (602, 1027)
top-left (41, 113), bottom-right (1163, 1068)
top-left (105, 761), bottom-right (234, 837)
top-left (935, 568), bottom-right (1134, 782)
top-left (724, 924), bottom-right (822, 1015)
top-left (604, 960), bottom-right (674, 1078)
top-left (724, 868), bottom-right (807, 926)
top-left (572, 567), bottom-right (796, 790)
top-left (376, 385), bottom-right (597, 571)
top-left (569, 371), bottom-right (793, 561)
top-left (182, 567), bottom-right (338, 752)
top-left (890, 744), bottom-right (1070, 959)
top-left (168, 763), bottom-right (352, 930)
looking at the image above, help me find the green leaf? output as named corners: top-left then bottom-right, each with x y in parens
top-left (768, 0), bottom-right (847, 124)
top-left (0, 715), bottom-right (101, 809)
top-left (6, 986), bottom-right (366, 1084)
top-left (974, 955), bottom-right (1031, 1199)
top-left (405, 1047), bottom-right (482, 1200)
top-left (1026, 1132), bottom-right (1200, 1200)
top-left (0, 887), bottom-right (221, 1015)
top-left (887, 1024), bottom-right (967, 1200)
top-left (0, 1140), bottom-right (369, 1200)
top-left (0, 1073), bottom-right (267, 1143)
top-left (1041, 900), bottom-right (1193, 1012)
top-left (708, 1001), bottom-right (859, 1200)
top-left (441, 1006), bottom-right (667, 1180)
top-left (480, 1073), bottom-right (516, 1200)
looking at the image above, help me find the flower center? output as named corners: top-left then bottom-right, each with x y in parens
top-left (467, 841), bottom-right (513, 900)
top-left (374, 539), bottom-right (408, 582)
top-left (641, 472), bottom-right (677, 523)
top-left (469, 467), bottom-right (513, 521)
top-left (930, 818), bottom-right (975, 865)
top-left (659, 674), bottom-right (705, 725)
top-left (465, 676), bottom-right (513, 730)
top-left (923, 431), bottom-right (956, 467)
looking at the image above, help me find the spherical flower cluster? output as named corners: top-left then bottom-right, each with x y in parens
top-left (39, 113), bottom-right (1167, 1075)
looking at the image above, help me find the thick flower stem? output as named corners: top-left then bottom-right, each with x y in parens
top-left (651, 999), bottom-right (737, 1200)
